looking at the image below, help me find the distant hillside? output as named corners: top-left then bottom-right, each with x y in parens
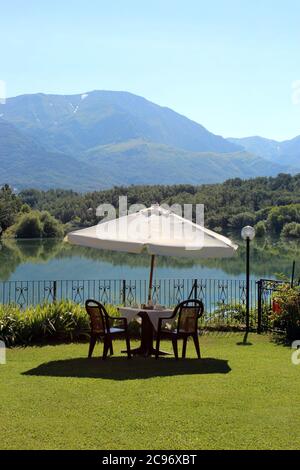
top-left (228, 135), bottom-right (300, 169)
top-left (0, 119), bottom-right (112, 190)
top-left (0, 90), bottom-right (293, 189)
top-left (82, 138), bottom-right (287, 185)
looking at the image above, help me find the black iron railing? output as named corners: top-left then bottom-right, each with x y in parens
top-left (256, 278), bottom-right (284, 332)
top-left (0, 277), bottom-right (259, 323)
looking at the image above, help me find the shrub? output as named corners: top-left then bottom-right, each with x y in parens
top-left (0, 301), bottom-right (87, 346)
top-left (0, 301), bottom-right (121, 346)
top-left (271, 284), bottom-right (300, 334)
top-left (211, 303), bottom-right (257, 329)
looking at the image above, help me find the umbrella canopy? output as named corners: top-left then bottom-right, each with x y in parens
top-left (67, 204), bottom-right (238, 258)
top-left (66, 205), bottom-right (238, 302)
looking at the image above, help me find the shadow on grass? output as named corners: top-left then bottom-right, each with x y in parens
top-left (22, 357), bottom-right (231, 380)
top-left (236, 332), bottom-right (253, 346)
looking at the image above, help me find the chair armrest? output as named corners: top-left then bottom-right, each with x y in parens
top-left (159, 315), bottom-right (175, 321)
top-left (157, 307), bottom-right (177, 331)
top-left (108, 316), bottom-right (128, 329)
top-left (157, 315), bottom-right (176, 333)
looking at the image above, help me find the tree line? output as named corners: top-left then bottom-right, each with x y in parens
top-left (1, 173), bottom-right (300, 238)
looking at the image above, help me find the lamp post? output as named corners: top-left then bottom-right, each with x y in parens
top-left (241, 225), bottom-right (255, 332)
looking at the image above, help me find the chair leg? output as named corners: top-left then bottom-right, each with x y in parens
top-left (88, 335), bottom-right (97, 358)
top-left (103, 336), bottom-right (110, 360)
top-left (109, 339), bottom-right (114, 356)
top-left (155, 332), bottom-right (161, 359)
top-left (193, 333), bottom-right (201, 359)
top-left (182, 337), bottom-right (188, 358)
top-left (172, 338), bottom-right (179, 360)
top-left (125, 332), bottom-right (131, 359)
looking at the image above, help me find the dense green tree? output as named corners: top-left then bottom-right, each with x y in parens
top-left (254, 221), bottom-right (267, 238)
top-left (40, 211), bottom-right (64, 238)
top-left (267, 205), bottom-right (300, 233)
top-left (20, 203), bottom-right (31, 214)
top-left (14, 212), bottom-right (43, 238)
top-left (282, 222), bottom-right (300, 239)
top-left (0, 185), bottom-right (22, 233)
top-left (4, 209), bottom-right (64, 239)
top-left (228, 212), bottom-right (256, 230)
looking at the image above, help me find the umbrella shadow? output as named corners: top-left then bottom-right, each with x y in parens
top-left (22, 356), bottom-right (231, 381)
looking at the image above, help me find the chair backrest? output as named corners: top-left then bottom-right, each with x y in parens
top-left (85, 299), bottom-right (109, 334)
top-left (175, 299), bottom-right (204, 334)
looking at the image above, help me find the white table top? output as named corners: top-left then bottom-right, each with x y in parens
top-left (118, 306), bottom-right (174, 331)
top-left (119, 306), bottom-right (173, 314)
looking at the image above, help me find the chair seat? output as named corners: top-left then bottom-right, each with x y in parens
top-left (109, 327), bottom-right (125, 334)
top-left (161, 329), bottom-right (197, 335)
top-left (92, 327), bottom-right (125, 334)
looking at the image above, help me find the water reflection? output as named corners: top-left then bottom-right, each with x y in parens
top-left (0, 237), bottom-right (299, 282)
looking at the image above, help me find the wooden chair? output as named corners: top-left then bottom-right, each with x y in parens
top-left (85, 299), bottom-right (131, 359)
top-left (155, 299), bottom-right (204, 359)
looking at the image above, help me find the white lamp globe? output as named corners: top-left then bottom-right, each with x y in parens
top-left (241, 225), bottom-right (255, 241)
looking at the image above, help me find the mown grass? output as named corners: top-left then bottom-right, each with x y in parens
top-left (0, 333), bottom-right (299, 450)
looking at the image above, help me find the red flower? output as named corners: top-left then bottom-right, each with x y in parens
top-left (272, 300), bottom-right (282, 314)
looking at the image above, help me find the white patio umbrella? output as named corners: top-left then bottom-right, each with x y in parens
top-left (66, 205), bottom-right (238, 302)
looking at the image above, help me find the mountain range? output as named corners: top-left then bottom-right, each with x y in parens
top-left (0, 90), bottom-right (298, 190)
top-left (228, 136), bottom-right (300, 168)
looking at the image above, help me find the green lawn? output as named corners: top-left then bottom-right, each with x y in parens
top-left (0, 333), bottom-right (299, 450)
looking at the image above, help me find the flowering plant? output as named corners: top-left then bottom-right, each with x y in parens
top-left (270, 283), bottom-right (300, 330)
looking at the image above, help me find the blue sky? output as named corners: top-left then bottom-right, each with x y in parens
top-left (1, 0), bottom-right (300, 140)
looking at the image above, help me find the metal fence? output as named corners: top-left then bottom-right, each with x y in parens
top-left (0, 277), bottom-right (259, 324)
top-left (257, 278), bottom-right (284, 331)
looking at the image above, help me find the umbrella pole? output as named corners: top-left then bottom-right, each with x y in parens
top-left (148, 255), bottom-right (155, 303)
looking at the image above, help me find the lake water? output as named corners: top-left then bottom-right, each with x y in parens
top-left (0, 237), bottom-right (299, 283)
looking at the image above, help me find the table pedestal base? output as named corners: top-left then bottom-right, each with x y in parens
top-left (123, 311), bottom-right (171, 357)
top-left (128, 346), bottom-right (170, 357)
